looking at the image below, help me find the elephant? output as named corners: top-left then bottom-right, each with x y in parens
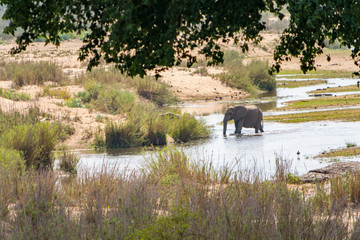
top-left (223, 105), bottom-right (264, 135)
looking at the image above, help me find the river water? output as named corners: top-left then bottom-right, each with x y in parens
top-left (76, 77), bottom-right (360, 176)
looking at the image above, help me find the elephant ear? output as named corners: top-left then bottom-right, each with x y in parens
top-left (233, 106), bottom-right (248, 121)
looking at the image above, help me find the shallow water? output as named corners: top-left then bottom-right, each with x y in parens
top-left (78, 77), bottom-right (360, 176)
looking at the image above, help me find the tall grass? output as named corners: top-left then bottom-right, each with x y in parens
top-left (0, 108), bottom-right (73, 170)
top-left (1, 122), bottom-right (60, 170)
top-left (0, 61), bottom-right (68, 87)
top-left (95, 108), bottom-right (210, 148)
top-left (1, 147), bottom-right (359, 239)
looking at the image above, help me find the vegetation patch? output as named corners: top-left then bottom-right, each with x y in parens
top-left (277, 69), bottom-right (353, 79)
top-left (94, 108), bottom-right (210, 148)
top-left (40, 86), bottom-right (71, 99)
top-left (75, 68), bottom-right (176, 107)
top-left (0, 88), bottom-right (30, 101)
top-left (280, 94), bottom-right (360, 110)
top-left (0, 61), bottom-right (68, 87)
top-left (218, 50), bottom-right (276, 93)
top-left (309, 85), bottom-right (360, 93)
top-left (265, 108), bottom-right (360, 123)
top-left (316, 142), bottom-right (360, 158)
top-left (277, 80), bottom-right (327, 88)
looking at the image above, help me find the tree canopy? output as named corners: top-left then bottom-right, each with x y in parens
top-left (0, 0), bottom-right (360, 77)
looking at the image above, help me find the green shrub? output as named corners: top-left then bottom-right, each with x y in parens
top-left (169, 113), bottom-right (210, 143)
top-left (247, 60), bottom-right (276, 91)
top-left (219, 50), bottom-right (276, 93)
top-left (0, 148), bottom-right (25, 170)
top-left (0, 88), bottom-right (30, 101)
top-left (129, 206), bottom-right (197, 240)
top-left (1, 122), bottom-right (60, 170)
top-left (0, 61), bottom-right (68, 87)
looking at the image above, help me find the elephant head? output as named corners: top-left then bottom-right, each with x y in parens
top-left (223, 106), bottom-right (248, 135)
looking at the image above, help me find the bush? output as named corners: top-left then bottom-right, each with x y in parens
top-left (65, 98), bottom-right (85, 108)
top-left (1, 122), bottom-right (60, 170)
top-left (169, 113), bottom-right (210, 143)
top-left (219, 50), bottom-right (276, 93)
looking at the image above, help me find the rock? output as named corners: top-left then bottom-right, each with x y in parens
top-left (299, 161), bottom-right (360, 183)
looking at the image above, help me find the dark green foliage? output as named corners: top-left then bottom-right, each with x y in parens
top-left (0, 0), bottom-right (284, 77)
top-left (272, 1), bottom-right (360, 74)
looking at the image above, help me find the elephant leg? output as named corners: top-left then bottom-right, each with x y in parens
top-left (234, 120), bottom-right (239, 134)
top-left (235, 119), bottom-right (244, 134)
top-left (255, 128), bottom-right (259, 133)
top-left (260, 125), bottom-right (264, 132)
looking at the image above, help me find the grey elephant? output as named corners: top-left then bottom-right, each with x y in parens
top-left (223, 105), bottom-right (264, 135)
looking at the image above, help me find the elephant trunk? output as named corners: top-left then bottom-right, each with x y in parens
top-left (223, 116), bottom-right (228, 135)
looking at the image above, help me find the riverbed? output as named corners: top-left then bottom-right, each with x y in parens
top-left (75, 77), bottom-right (360, 176)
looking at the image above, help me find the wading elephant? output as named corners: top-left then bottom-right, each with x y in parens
top-left (223, 105), bottom-right (264, 135)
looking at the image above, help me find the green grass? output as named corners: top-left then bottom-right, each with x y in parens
top-left (280, 94), bottom-right (360, 110)
top-left (0, 88), bottom-right (30, 101)
top-left (278, 69), bottom-right (353, 79)
top-left (277, 80), bottom-right (327, 88)
top-left (317, 147), bottom-right (360, 158)
top-left (309, 85), bottom-right (360, 93)
top-left (265, 108), bottom-right (360, 123)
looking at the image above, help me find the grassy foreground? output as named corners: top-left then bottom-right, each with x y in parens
top-left (309, 85), bottom-right (360, 93)
top-left (277, 80), bottom-right (327, 88)
top-left (265, 108), bottom-right (360, 123)
top-left (1, 147), bottom-right (360, 239)
top-left (280, 94), bottom-right (360, 110)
